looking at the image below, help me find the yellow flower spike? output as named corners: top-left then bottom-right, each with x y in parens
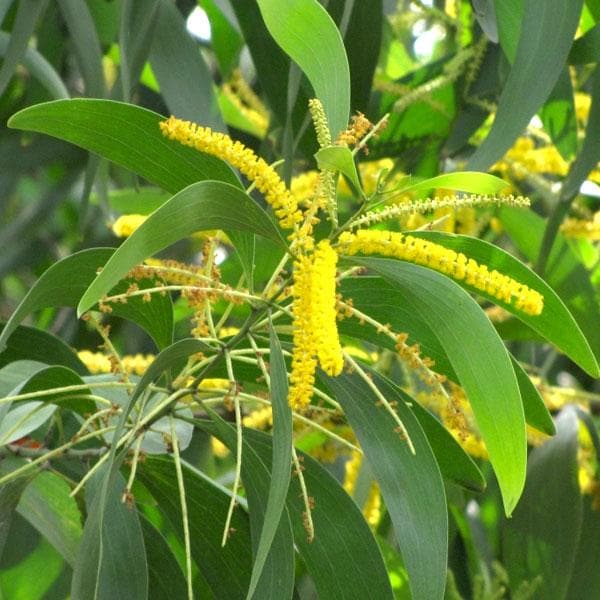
top-left (288, 254), bottom-right (318, 410)
top-left (308, 98), bottom-right (332, 147)
top-left (77, 351), bottom-right (155, 375)
top-left (159, 116), bottom-right (302, 231)
top-left (560, 211), bottom-right (600, 241)
top-left (312, 240), bottom-right (344, 377)
top-left (337, 230), bottom-right (544, 316)
top-left (242, 405), bottom-right (273, 430)
top-left (111, 214), bottom-right (147, 238)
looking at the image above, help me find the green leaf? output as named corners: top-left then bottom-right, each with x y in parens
top-left (72, 469), bottom-right (148, 600)
top-left (495, 0), bottom-right (524, 62)
top-left (7, 99), bottom-right (239, 193)
top-left (410, 231), bottom-right (599, 377)
top-left (200, 0), bottom-right (243, 77)
top-left (502, 407), bottom-right (582, 600)
top-left (150, 0), bottom-right (223, 131)
top-left (137, 456), bottom-right (254, 598)
top-left (569, 21), bottom-right (600, 63)
top-left (469, 0), bottom-right (584, 171)
top-left (315, 145), bottom-right (360, 192)
top-left (57, 0), bottom-right (105, 97)
top-left (539, 66), bottom-right (578, 160)
top-left (500, 206), bottom-right (600, 368)
top-left (353, 258), bottom-right (526, 515)
top-left (325, 370), bottom-right (447, 600)
top-left (17, 471), bottom-right (82, 568)
top-left (104, 187), bottom-right (170, 215)
top-left (0, 0), bottom-right (48, 95)
top-left (257, 0), bottom-right (350, 136)
top-left (0, 31), bottom-right (69, 99)
top-left (77, 181), bottom-right (285, 316)
top-left (0, 403), bottom-right (56, 445)
top-left (0, 248), bottom-right (174, 353)
top-left (410, 397), bottom-right (486, 492)
top-left (0, 324), bottom-right (86, 374)
top-left (245, 324), bottom-right (293, 599)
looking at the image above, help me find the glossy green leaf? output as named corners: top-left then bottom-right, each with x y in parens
top-left (0, 31), bottom-right (69, 99)
top-left (150, 0), bottom-right (223, 131)
top-left (325, 370), bottom-right (447, 600)
top-left (257, 0), bottom-right (350, 136)
top-left (0, 325), bottom-right (86, 374)
top-left (17, 471), bottom-right (82, 567)
top-left (411, 231), bottom-right (599, 377)
top-left (469, 0), bottom-right (584, 171)
top-left (7, 99), bottom-right (238, 193)
top-left (502, 407), bottom-right (582, 600)
top-left (315, 145), bottom-right (360, 192)
top-left (353, 258), bottom-right (526, 515)
top-left (500, 206), bottom-right (600, 366)
top-left (0, 248), bottom-right (174, 353)
top-left (0, 0), bottom-right (48, 95)
top-left (77, 181), bottom-right (284, 315)
top-left (245, 325), bottom-right (293, 598)
top-left (72, 469), bottom-right (148, 600)
top-left (137, 456), bottom-right (254, 598)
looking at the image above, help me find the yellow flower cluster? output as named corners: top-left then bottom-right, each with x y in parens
top-left (242, 405), bottom-right (273, 429)
top-left (291, 170), bottom-right (320, 206)
top-left (160, 116), bottom-right (302, 230)
top-left (336, 112), bottom-right (372, 146)
top-left (575, 92), bottom-right (591, 124)
top-left (560, 211), bottom-right (600, 241)
top-left (111, 214), bottom-right (147, 238)
top-left (337, 230), bottom-right (544, 316)
top-left (78, 350), bottom-right (155, 376)
top-left (288, 240), bottom-right (344, 409)
top-left (222, 83), bottom-right (269, 138)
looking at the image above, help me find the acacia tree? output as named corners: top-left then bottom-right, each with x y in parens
top-left (1, 1), bottom-right (600, 599)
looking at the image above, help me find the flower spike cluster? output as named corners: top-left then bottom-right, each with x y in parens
top-left (337, 230), bottom-right (544, 316)
top-left (160, 116), bottom-right (302, 230)
top-left (288, 240), bottom-right (344, 409)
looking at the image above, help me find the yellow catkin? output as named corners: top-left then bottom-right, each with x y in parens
top-left (222, 83), bottom-right (269, 137)
top-left (291, 170), bottom-right (320, 206)
top-left (78, 351), bottom-right (155, 376)
top-left (560, 211), bottom-right (600, 241)
top-left (337, 230), bottom-right (544, 316)
top-left (242, 405), bottom-right (273, 429)
top-left (312, 240), bottom-right (344, 376)
top-left (211, 437), bottom-right (230, 458)
top-left (159, 116), bottom-right (302, 230)
top-left (111, 214), bottom-right (147, 238)
top-left (288, 255), bottom-right (318, 409)
top-left (343, 450), bottom-right (382, 527)
top-left (575, 92), bottom-right (591, 124)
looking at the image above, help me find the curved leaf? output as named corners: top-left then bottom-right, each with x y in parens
top-left (0, 248), bottom-right (174, 353)
top-left (325, 370), bottom-right (448, 600)
top-left (469, 0), bottom-right (584, 171)
top-left (411, 231), bottom-right (599, 377)
top-left (353, 258), bottom-right (526, 515)
top-left (257, 0), bottom-right (350, 136)
top-left (7, 99), bottom-right (239, 193)
top-left (77, 181), bottom-right (285, 315)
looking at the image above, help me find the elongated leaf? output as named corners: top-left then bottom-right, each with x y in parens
top-left (502, 407), bottom-right (582, 600)
top-left (353, 258), bottom-right (526, 515)
top-left (0, 248), bottom-right (174, 353)
top-left (57, 0), bottom-right (105, 97)
top-left (0, 31), bottom-right (69, 99)
top-left (257, 0), bottom-right (350, 136)
top-left (245, 324), bottom-right (293, 598)
top-left (72, 469), bottom-right (148, 600)
top-left (7, 99), bottom-right (238, 193)
top-left (17, 471), bottom-right (82, 567)
top-left (0, 402), bottom-right (56, 445)
top-left (137, 456), bottom-right (254, 598)
top-left (315, 145), bottom-right (360, 192)
top-left (500, 206), bottom-right (600, 366)
top-left (0, 0), bottom-right (48, 95)
top-left (150, 0), bottom-right (223, 130)
top-left (410, 231), bottom-right (599, 377)
top-left (569, 21), bottom-right (600, 64)
top-left (469, 0), bottom-right (584, 170)
top-left (495, 0), bottom-right (523, 62)
top-left (0, 325), bottom-right (86, 373)
top-left (104, 187), bottom-right (170, 214)
top-left (77, 181), bottom-right (285, 315)
top-left (325, 371), bottom-right (447, 600)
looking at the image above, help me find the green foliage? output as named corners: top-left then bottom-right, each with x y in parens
top-left (1, 2), bottom-right (600, 599)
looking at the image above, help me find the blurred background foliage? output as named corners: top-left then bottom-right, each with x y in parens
top-left (2, 1), bottom-right (600, 599)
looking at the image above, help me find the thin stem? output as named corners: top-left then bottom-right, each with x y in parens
top-left (124, 433), bottom-right (144, 497)
top-left (292, 447), bottom-right (314, 542)
top-left (171, 415), bottom-right (193, 600)
top-left (0, 381), bottom-right (135, 405)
